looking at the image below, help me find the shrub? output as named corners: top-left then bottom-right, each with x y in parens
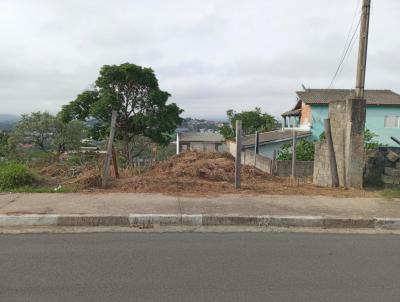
top-left (0, 162), bottom-right (38, 190)
top-left (277, 140), bottom-right (315, 161)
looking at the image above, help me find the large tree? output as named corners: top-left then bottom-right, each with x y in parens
top-left (60, 63), bottom-right (183, 164)
top-left (219, 107), bottom-right (278, 139)
top-left (9, 112), bottom-right (85, 154)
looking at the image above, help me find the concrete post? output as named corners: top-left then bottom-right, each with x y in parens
top-left (291, 130), bottom-right (296, 179)
top-left (176, 133), bottom-right (180, 155)
top-left (235, 120), bottom-right (242, 189)
top-left (102, 110), bottom-right (117, 188)
top-left (344, 98), bottom-right (366, 188)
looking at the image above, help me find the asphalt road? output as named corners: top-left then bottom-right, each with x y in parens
top-left (1, 232), bottom-right (400, 302)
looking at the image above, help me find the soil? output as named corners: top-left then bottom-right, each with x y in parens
top-left (97, 151), bottom-right (375, 197)
top-left (38, 151), bottom-right (376, 197)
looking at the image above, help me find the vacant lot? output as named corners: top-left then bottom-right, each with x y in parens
top-left (40, 151), bottom-right (374, 197)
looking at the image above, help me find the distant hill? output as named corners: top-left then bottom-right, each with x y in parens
top-left (0, 114), bottom-right (20, 123)
top-left (0, 114), bottom-right (20, 131)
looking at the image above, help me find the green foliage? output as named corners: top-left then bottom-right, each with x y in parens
top-left (60, 63), bottom-right (183, 164)
top-left (0, 162), bottom-right (39, 190)
top-left (218, 124), bottom-right (235, 140)
top-left (381, 189), bottom-right (400, 199)
top-left (319, 129), bottom-right (384, 150)
top-left (10, 112), bottom-right (54, 152)
top-left (219, 108), bottom-right (278, 139)
top-left (364, 129), bottom-right (384, 150)
top-left (277, 140), bottom-right (315, 161)
top-left (53, 116), bottom-right (86, 153)
top-left (0, 131), bottom-right (9, 157)
top-left (9, 112), bottom-right (86, 155)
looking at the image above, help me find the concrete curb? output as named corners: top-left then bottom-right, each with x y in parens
top-left (1, 214), bottom-right (400, 230)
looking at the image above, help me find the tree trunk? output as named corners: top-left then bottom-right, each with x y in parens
top-left (123, 130), bottom-right (131, 166)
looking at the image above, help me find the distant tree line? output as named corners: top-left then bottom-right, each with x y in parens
top-left (219, 107), bottom-right (279, 139)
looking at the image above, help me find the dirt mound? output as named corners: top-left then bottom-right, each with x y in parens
top-left (145, 151), bottom-right (273, 182)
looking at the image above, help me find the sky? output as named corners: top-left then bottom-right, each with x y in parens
top-left (0, 0), bottom-right (399, 120)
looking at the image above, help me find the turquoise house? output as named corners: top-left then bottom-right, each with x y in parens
top-left (281, 89), bottom-right (400, 146)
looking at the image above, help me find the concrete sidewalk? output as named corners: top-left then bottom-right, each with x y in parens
top-left (1, 193), bottom-right (400, 230)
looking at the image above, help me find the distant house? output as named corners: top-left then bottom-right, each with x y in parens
top-left (227, 129), bottom-right (311, 159)
top-left (176, 132), bottom-right (225, 154)
top-left (282, 89), bottom-right (400, 146)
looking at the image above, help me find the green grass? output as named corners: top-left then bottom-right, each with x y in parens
top-left (0, 162), bottom-right (39, 190)
top-left (381, 189), bottom-right (400, 199)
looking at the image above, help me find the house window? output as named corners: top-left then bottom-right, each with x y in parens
top-left (384, 116), bottom-right (400, 128)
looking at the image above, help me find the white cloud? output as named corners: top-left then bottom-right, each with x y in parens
top-left (0, 0), bottom-right (399, 120)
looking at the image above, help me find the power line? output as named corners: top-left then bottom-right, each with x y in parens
top-left (328, 19), bottom-right (361, 88)
top-left (328, 0), bottom-right (362, 88)
top-left (329, 19), bottom-right (361, 88)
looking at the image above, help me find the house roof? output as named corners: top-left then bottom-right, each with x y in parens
top-left (297, 89), bottom-right (400, 105)
top-left (178, 132), bottom-right (225, 143)
top-left (241, 130), bottom-right (311, 147)
top-left (281, 108), bottom-right (302, 117)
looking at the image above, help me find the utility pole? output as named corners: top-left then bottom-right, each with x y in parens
top-left (291, 130), bottom-right (297, 179)
top-left (355, 0), bottom-right (371, 98)
top-left (254, 131), bottom-right (259, 166)
top-left (102, 110), bottom-right (118, 188)
top-left (235, 120), bottom-right (242, 189)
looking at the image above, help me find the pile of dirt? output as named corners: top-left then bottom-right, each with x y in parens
top-left (107, 151), bottom-right (373, 197)
top-left (145, 151), bottom-right (274, 182)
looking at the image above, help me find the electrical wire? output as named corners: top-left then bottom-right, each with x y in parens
top-left (328, 0), bottom-right (362, 88)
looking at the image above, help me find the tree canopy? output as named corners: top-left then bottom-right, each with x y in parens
top-left (219, 107), bottom-right (278, 139)
top-left (0, 131), bottom-right (9, 157)
top-left (9, 112), bottom-right (85, 154)
top-left (60, 63), bottom-right (183, 163)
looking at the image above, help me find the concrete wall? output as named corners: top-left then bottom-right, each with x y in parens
top-left (226, 140), bottom-right (236, 156)
top-left (313, 99), bottom-right (366, 188)
top-left (313, 141), bottom-right (332, 186)
top-left (276, 160), bottom-right (314, 177)
top-left (228, 141), bottom-right (313, 177)
top-left (180, 142), bottom-right (225, 153)
top-left (241, 150), bottom-right (273, 174)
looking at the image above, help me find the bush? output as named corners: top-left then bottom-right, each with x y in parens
top-left (0, 162), bottom-right (38, 190)
top-left (277, 140), bottom-right (315, 161)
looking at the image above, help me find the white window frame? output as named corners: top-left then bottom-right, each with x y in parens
top-left (384, 116), bottom-right (400, 128)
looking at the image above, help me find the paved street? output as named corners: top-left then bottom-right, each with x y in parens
top-left (1, 233), bottom-right (400, 302)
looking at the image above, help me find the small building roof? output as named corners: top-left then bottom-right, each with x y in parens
top-left (281, 108), bottom-right (302, 117)
top-left (297, 89), bottom-right (400, 106)
top-left (178, 132), bottom-right (225, 143)
top-left (241, 130), bottom-right (311, 147)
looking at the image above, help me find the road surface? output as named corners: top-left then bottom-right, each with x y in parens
top-left (1, 232), bottom-right (400, 301)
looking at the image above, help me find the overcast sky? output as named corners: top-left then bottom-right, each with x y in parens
top-left (0, 0), bottom-right (399, 120)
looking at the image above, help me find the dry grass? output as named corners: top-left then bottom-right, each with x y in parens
top-left (101, 151), bottom-right (375, 197)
